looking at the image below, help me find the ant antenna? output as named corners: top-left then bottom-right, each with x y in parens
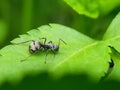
top-left (12, 40), bottom-right (35, 45)
top-left (58, 39), bottom-right (67, 46)
top-left (21, 54), bottom-right (33, 62)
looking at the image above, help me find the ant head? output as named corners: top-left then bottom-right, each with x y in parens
top-left (53, 45), bottom-right (59, 52)
top-left (29, 41), bottom-right (42, 54)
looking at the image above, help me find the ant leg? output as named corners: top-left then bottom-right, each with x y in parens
top-left (12, 40), bottom-right (34, 45)
top-left (45, 49), bottom-right (49, 64)
top-left (51, 49), bottom-right (56, 60)
top-left (21, 51), bottom-right (38, 62)
top-left (58, 39), bottom-right (67, 46)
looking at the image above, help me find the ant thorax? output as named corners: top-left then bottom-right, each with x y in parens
top-left (43, 43), bottom-right (53, 49)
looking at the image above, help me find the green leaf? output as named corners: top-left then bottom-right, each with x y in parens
top-left (103, 12), bottom-right (120, 40)
top-left (103, 12), bottom-right (120, 81)
top-left (64, 0), bottom-right (120, 18)
top-left (64, 0), bottom-right (98, 18)
top-left (1, 12), bottom-right (120, 85)
top-left (0, 24), bottom-right (96, 84)
top-left (98, 0), bottom-right (120, 15)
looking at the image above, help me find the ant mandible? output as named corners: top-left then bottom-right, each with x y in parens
top-left (12, 37), bottom-right (67, 63)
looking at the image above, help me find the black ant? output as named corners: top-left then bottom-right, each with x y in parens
top-left (12, 38), bottom-right (66, 63)
top-left (41, 38), bottom-right (67, 63)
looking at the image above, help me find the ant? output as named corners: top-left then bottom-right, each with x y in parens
top-left (12, 37), bottom-right (66, 63)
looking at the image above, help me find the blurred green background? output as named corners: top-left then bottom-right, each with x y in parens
top-left (0, 0), bottom-right (120, 89)
top-left (0, 0), bottom-right (119, 49)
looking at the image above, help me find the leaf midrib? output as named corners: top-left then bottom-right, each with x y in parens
top-left (53, 41), bottom-right (98, 69)
top-left (53, 35), bottom-right (120, 70)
